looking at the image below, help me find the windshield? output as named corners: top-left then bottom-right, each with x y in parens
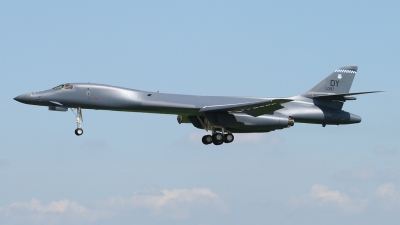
top-left (52, 84), bottom-right (64, 90)
top-left (52, 84), bottom-right (73, 90)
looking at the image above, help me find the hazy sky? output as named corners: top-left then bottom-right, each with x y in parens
top-left (1, 1), bottom-right (399, 224)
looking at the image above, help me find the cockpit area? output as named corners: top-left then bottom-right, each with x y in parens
top-left (52, 84), bottom-right (73, 90)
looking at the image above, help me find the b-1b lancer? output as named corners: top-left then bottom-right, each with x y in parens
top-left (14, 66), bottom-right (379, 145)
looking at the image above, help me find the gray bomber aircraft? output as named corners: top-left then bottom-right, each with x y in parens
top-left (14, 66), bottom-right (379, 145)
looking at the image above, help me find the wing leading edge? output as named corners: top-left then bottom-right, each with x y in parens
top-left (199, 99), bottom-right (292, 117)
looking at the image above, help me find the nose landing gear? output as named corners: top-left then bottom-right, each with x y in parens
top-left (71, 107), bottom-right (83, 136)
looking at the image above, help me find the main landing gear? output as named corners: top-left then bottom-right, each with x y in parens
top-left (71, 107), bottom-right (83, 136)
top-left (192, 115), bottom-right (235, 145)
top-left (202, 132), bottom-right (234, 146)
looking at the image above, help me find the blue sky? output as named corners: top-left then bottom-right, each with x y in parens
top-left (1, 1), bottom-right (399, 224)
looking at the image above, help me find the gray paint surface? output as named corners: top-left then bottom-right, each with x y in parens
top-left (14, 66), bottom-right (379, 137)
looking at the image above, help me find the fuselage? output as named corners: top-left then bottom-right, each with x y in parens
top-left (14, 83), bottom-right (361, 129)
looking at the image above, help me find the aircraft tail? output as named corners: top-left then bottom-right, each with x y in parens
top-left (303, 66), bottom-right (357, 96)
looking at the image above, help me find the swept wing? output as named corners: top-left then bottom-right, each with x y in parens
top-left (199, 99), bottom-right (292, 117)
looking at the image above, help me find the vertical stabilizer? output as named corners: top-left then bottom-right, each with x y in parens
top-left (303, 66), bottom-right (357, 95)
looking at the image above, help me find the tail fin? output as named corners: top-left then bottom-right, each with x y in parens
top-left (303, 66), bottom-right (357, 96)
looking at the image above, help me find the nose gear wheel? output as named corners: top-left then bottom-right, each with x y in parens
top-left (75, 128), bottom-right (83, 136)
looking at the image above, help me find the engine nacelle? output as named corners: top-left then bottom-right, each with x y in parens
top-left (207, 113), bottom-right (294, 132)
top-left (48, 105), bottom-right (68, 112)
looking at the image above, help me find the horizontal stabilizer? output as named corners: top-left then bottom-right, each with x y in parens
top-left (200, 99), bottom-right (292, 117)
top-left (311, 91), bottom-right (382, 100)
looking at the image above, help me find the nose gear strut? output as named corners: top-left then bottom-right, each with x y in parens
top-left (70, 107), bottom-right (83, 136)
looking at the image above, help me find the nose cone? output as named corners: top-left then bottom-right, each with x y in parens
top-left (14, 93), bottom-right (31, 104)
top-left (349, 114), bottom-right (362, 123)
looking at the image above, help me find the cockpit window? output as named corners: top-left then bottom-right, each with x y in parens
top-left (52, 84), bottom-right (73, 90)
top-left (52, 84), bottom-right (64, 90)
